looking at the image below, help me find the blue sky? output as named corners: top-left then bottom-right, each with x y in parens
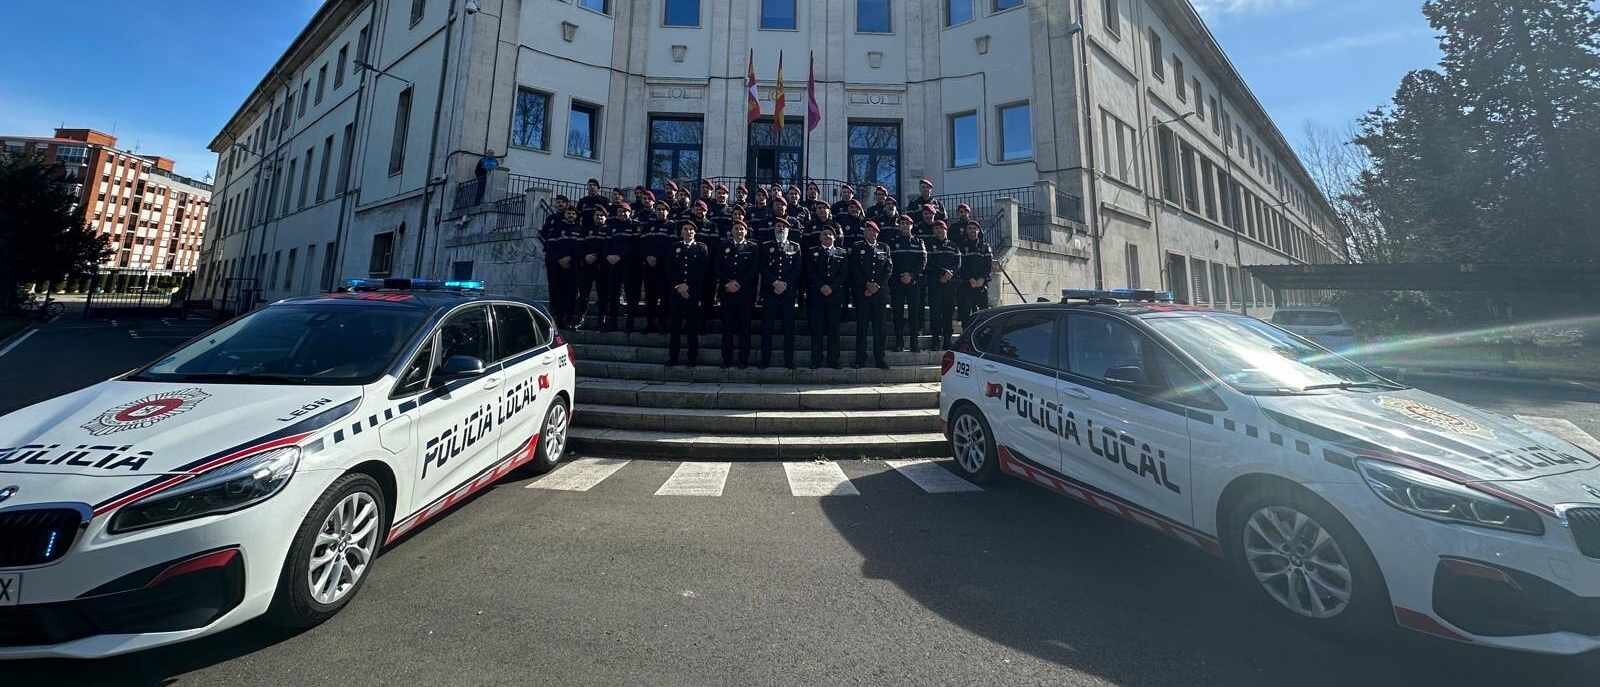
top-left (0, 0), bottom-right (1441, 180)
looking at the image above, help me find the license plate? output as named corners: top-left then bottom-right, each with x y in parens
top-left (0, 573), bottom-right (18, 606)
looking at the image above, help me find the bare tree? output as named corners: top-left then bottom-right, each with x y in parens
top-left (1298, 121), bottom-right (1399, 264)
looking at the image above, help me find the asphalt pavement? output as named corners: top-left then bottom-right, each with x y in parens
top-left (6, 319), bottom-right (1600, 685)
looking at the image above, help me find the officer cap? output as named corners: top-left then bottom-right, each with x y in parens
top-left (693, 200), bottom-right (708, 210)
top-left (896, 214), bottom-right (914, 224)
top-left (956, 203), bottom-right (971, 212)
top-left (772, 195), bottom-right (788, 206)
top-left (773, 218), bottom-right (792, 227)
top-left (863, 221), bottom-right (881, 233)
top-left (919, 177), bottom-right (934, 187)
top-left (884, 195), bottom-right (898, 205)
top-left (587, 178), bottom-right (600, 186)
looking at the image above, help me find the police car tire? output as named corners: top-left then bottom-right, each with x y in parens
top-left (948, 405), bottom-right (1000, 483)
top-left (1224, 485), bottom-right (1391, 638)
top-left (528, 397), bottom-right (571, 475)
top-left (267, 473), bottom-right (388, 629)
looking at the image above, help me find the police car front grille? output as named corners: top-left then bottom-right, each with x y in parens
top-left (1566, 507), bottom-right (1600, 559)
top-left (0, 508), bottom-right (82, 567)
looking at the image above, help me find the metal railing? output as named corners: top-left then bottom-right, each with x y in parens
top-left (936, 186), bottom-right (1040, 226)
top-left (490, 195), bottom-right (526, 231)
top-left (1056, 190), bottom-right (1085, 223)
top-left (700, 176), bottom-right (858, 204)
top-left (507, 174), bottom-right (589, 203)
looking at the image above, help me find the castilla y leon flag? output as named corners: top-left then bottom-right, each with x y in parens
top-left (746, 49), bottom-right (760, 124)
top-left (806, 51), bottom-right (821, 133)
top-left (772, 51), bottom-right (786, 137)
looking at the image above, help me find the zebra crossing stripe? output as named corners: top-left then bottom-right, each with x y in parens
top-left (655, 461), bottom-right (731, 496)
top-left (1515, 415), bottom-right (1600, 456)
top-left (885, 459), bottom-right (984, 494)
top-left (783, 461), bottom-right (860, 496)
top-left (526, 457), bottom-right (630, 491)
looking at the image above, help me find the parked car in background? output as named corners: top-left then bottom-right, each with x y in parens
top-left (1272, 307), bottom-right (1357, 353)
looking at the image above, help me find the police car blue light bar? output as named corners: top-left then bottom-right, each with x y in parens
top-left (1061, 288), bottom-right (1165, 302)
top-left (343, 278), bottom-right (486, 292)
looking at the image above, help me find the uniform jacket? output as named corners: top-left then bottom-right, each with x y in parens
top-left (760, 240), bottom-right (803, 296)
top-left (577, 194), bottom-right (609, 228)
top-left (849, 240), bottom-right (894, 293)
top-left (958, 237), bottom-right (994, 282)
top-left (543, 218), bottom-right (583, 262)
top-left (807, 244), bottom-right (850, 294)
top-left (924, 237), bottom-right (962, 283)
top-left (669, 241), bottom-right (710, 291)
top-left (640, 218), bottom-right (677, 263)
top-left (715, 240), bottom-right (762, 297)
top-left (887, 231), bottom-right (929, 284)
top-left (604, 218), bottom-right (638, 259)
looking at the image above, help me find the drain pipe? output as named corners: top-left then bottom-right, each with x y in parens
top-left (1073, 0), bottom-right (1104, 288)
top-left (411, 2), bottom-right (460, 277)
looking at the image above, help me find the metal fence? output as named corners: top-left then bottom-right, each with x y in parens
top-left (490, 194), bottom-right (527, 231)
top-left (77, 267), bottom-right (194, 317)
top-left (507, 174), bottom-right (590, 203)
top-left (213, 277), bottom-right (261, 318)
top-left (699, 176), bottom-right (858, 204)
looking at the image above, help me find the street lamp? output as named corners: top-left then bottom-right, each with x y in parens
top-left (1151, 111), bottom-right (1199, 129)
top-left (353, 60), bottom-right (413, 86)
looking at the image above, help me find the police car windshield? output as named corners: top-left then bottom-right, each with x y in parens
top-left (130, 304), bottom-right (429, 385)
top-left (1144, 314), bottom-right (1390, 394)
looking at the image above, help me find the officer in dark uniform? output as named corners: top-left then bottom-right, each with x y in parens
top-left (577, 178), bottom-right (608, 229)
top-left (924, 220), bottom-right (962, 351)
top-left (864, 187), bottom-right (894, 227)
top-left (666, 222), bottom-right (709, 367)
top-left (807, 225), bottom-right (849, 369)
top-left (683, 201), bottom-right (716, 322)
top-left (602, 204), bottom-right (638, 331)
top-left (765, 195), bottom-right (793, 245)
top-left (783, 185), bottom-right (810, 227)
top-left (850, 221), bottom-right (893, 370)
top-left (746, 188), bottom-right (774, 244)
top-left (638, 201), bottom-right (677, 333)
top-left (956, 220), bottom-right (993, 327)
top-left (715, 221), bottom-right (761, 368)
top-left (909, 177), bottom-right (947, 224)
top-left (832, 184), bottom-right (858, 219)
top-left (631, 186), bottom-right (654, 219)
top-left (572, 207), bottom-right (611, 329)
top-left (540, 198), bottom-right (579, 328)
top-left (887, 214), bottom-right (928, 353)
top-left (759, 219), bottom-right (802, 369)
top-left (802, 203), bottom-right (833, 252)
top-left (913, 203), bottom-right (942, 242)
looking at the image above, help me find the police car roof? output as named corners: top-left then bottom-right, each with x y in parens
top-left (277, 290), bottom-right (528, 313)
top-left (973, 299), bottom-right (1219, 321)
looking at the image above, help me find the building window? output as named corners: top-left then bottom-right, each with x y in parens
top-left (336, 45), bottom-right (348, 89)
top-left (285, 248), bottom-right (298, 291)
top-left (578, 0), bottom-right (609, 13)
top-left (566, 101), bottom-right (600, 160)
top-left (322, 241), bottom-right (337, 290)
top-left (848, 121), bottom-right (901, 200)
top-left (1190, 258), bottom-right (1210, 304)
top-left (1149, 29), bottom-right (1164, 80)
top-left (316, 135), bottom-right (334, 203)
top-left (994, 0), bottom-right (1023, 10)
top-left (1100, 111), bottom-right (1138, 187)
top-left (857, 0), bottom-right (891, 33)
top-left (370, 230), bottom-right (396, 276)
top-left (1211, 262), bottom-right (1228, 308)
top-left (410, 0), bottom-right (426, 26)
top-left (300, 81), bottom-right (310, 117)
top-left (283, 94), bottom-right (296, 133)
top-left (946, 0), bottom-right (973, 26)
top-left (1102, 0), bottom-right (1119, 36)
top-left (304, 244), bottom-right (318, 290)
top-left (997, 102), bottom-right (1031, 161)
top-left (647, 116), bottom-right (704, 190)
top-left (300, 147), bottom-right (315, 209)
top-left (1174, 57), bottom-right (1187, 101)
top-left (1209, 97), bottom-right (1220, 135)
top-left (269, 251), bottom-right (281, 290)
top-left (1125, 243), bottom-right (1140, 289)
top-left (389, 87), bottom-right (413, 175)
top-left (1201, 158), bottom-right (1218, 221)
top-left (948, 112), bottom-right (978, 168)
top-left (663, 0), bottom-right (699, 26)
top-left (747, 117), bottom-right (806, 187)
top-left (282, 159), bottom-right (297, 216)
top-left (1156, 123), bottom-right (1178, 203)
top-left (760, 0), bottom-right (797, 29)
top-left (1193, 79), bottom-right (1203, 118)
top-left (510, 87), bottom-right (551, 150)
top-left (358, 26), bottom-right (371, 62)
top-left (337, 123), bottom-right (356, 194)
top-left (316, 64), bottom-right (328, 104)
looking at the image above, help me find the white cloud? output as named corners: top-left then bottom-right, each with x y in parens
top-left (1280, 27), bottom-right (1433, 60)
top-left (1191, 0), bottom-right (1307, 16)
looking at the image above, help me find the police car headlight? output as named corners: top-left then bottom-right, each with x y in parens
top-left (1357, 460), bottom-right (1544, 536)
top-left (109, 446), bottom-right (300, 534)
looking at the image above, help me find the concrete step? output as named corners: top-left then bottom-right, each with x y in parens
top-left (575, 360), bottom-right (942, 384)
top-left (574, 404), bottom-right (942, 435)
top-left (568, 427), bottom-right (949, 460)
top-left (573, 343), bottom-right (943, 367)
top-left (566, 330), bottom-right (948, 351)
top-left (575, 378), bottom-right (940, 411)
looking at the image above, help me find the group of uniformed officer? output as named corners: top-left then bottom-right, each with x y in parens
top-left (541, 177), bottom-right (994, 369)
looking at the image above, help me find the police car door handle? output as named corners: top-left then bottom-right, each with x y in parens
top-left (981, 363), bottom-right (998, 373)
top-left (481, 375), bottom-right (501, 390)
top-left (1061, 386), bottom-right (1091, 400)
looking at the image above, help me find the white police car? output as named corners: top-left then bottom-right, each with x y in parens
top-left (940, 289), bottom-right (1600, 654)
top-left (0, 279), bottom-right (575, 658)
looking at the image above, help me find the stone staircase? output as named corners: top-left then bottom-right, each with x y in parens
top-left (565, 313), bottom-right (953, 460)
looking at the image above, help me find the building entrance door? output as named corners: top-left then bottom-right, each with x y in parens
top-left (747, 117), bottom-right (805, 188)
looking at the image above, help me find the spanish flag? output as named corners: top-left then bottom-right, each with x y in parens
top-left (772, 51), bottom-right (786, 137)
top-left (746, 49), bottom-right (760, 124)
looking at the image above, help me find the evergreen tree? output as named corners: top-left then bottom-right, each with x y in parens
top-left (0, 152), bottom-right (110, 309)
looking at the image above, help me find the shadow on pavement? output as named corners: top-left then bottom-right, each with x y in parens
top-left (820, 466), bottom-right (1600, 687)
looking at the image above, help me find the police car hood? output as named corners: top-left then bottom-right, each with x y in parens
top-left (0, 381), bottom-right (360, 506)
top-left (1257, 388), bottom-right (1599, 487)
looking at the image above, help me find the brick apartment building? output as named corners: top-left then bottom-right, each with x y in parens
top-left (1, 128), bottom-right (213, 274)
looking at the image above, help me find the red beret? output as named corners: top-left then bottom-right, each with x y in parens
top-left (693, 200), bottom-right (707, 210)
top-left (956, 203), bottom-right (971, 212)
top-left (863, 221), bottom-right (881, 232)
top-left (919, 177), bottom-right (934, 186)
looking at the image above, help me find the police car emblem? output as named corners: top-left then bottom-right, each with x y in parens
top-left (82, 387), bottom-right (213, 437)
top-left (1377, 396), bottom-right (1493, 439)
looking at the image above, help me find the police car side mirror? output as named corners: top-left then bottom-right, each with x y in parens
top-left (435, 355), bottom-right (487, 384)
top-left (1104, 365), bottom-right (1151, 390)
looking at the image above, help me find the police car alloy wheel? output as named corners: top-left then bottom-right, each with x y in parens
top-left (530, 398), bottom-right (570, 474)
top-left (948, 406), bottom-right (999, 483)
top-left (1225, 486), bottom-right (1389, 633)
top-left (271, 473), bottom-right (388, 628)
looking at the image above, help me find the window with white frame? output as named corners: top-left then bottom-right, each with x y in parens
top-left (997, 102), bottom-right (1032, 161)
